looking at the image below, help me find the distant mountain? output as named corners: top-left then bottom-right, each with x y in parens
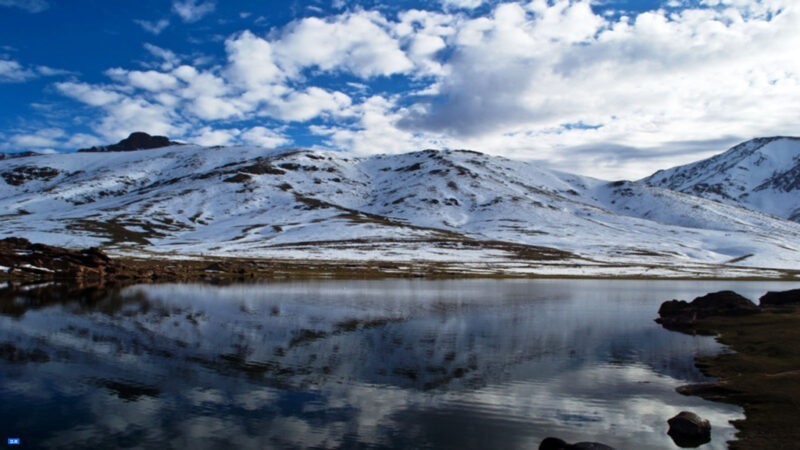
top-left (78, 131), bottom-right (181, 153)
top-left (644, 137), bottom-right (800, 222)
top-left (0, 151), bottom-right (41, 160)
top-left (1, 139), bottom-right (799, 275)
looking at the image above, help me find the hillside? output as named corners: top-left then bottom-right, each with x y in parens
top-left (1, 138), bottom-right (799, 277)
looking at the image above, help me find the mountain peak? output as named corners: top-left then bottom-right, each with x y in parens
top-left (78, 132), bottom-right (181, 153)
top-left (644, 136), bottom-right (800, 221)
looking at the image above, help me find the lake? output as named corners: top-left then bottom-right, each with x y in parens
top-left (2, 279), bottom-right (798, 449)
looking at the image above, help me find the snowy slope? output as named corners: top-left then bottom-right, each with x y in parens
top-left (644, 137), bottom-right (800, 222)
top-left (1, 143), bottom-right (799, 272)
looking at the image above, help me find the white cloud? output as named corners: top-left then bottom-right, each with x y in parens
top-left (135, 18), bottom-right (170, 35)
top-left (45, 0), bottom-right (800, 179)
top-left (269, 87), bottom-right (351, 122)
top-left (106, 68), bottom-right (179, 92)
top-left (440, 0), bottom-right (484, 10)
top-left (240, 126), bottom-right (289, 148)
top-left (225, 31), bottom-right (283, 88)
top-left (0, 59), bottom-right (71, 82)
top-left (0, 58), bottom-right (35, 82)
top-left (54, 80), bottom-right (179, 141)
top-left (388, 0), bottom-right (800, 178)
top-left (0, 0), bottom-right (48, 13)
top-left (273, 11), bottom-right (414, 78)
top-left (96, 98), bottom-right (179, 141)
top-left (143, 43), bottom-right (181, 70)
top-left (191, 126), bottom-right (239, 146)
top-left (10, 128), bottom-right (64, 148)
top-left (35, 66), bottom-right (72, 76)
top-left (64, 133), bottom-right (104, 150)
top-left (55, 81), bottom-right (124, 106)
top-left (312, 95), bottom-right (438, 155)
top-left (395, 10), bottom-right (457, 77)
top-left (172, 0), bottom-right (215, 23)
top-left (170, 64), bottom-right (244, 120)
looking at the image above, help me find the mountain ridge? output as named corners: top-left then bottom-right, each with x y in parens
top-left (1, 136), bottom-right (799, 277)
top-left (643, 136), bottom-right (800, 222)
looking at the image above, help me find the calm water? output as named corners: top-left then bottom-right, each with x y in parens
top-left (2, 279), bottom-right (798, 449)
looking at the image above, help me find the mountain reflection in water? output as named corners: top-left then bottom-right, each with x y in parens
top-left (2, 279), bottom-right (792, 449)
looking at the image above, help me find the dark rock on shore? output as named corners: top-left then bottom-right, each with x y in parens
top-left (656, 290), bottom-right (759, 328)
top-left (78, 131), bottom-right (179, 153)
top-left (0, 237), bottom-right (115, 280)
top-left (667, 411), bottom-right (711, 448)
top-left (760, 289), bottom-right (800, 307)
top-left (539, 437), bottom-right (614, 450)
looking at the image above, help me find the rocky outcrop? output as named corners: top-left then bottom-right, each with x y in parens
top-left (759, 289), bottom-right (800, 307)
top-left (78, 132), bottom-right (179, 153)
top-left (539, 437), bottom-right (614, 450)
top-left (656, 290), bottom-right (760, 328)
top-left (0, 237), bottom-right (115, 280)
top-left (667, 411), bottom-right (711, 447)
top-left (1, 165), bottom-right (60, 186)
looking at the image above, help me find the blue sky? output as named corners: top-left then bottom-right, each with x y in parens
top-left (0, 0), bottom-right (796, 179)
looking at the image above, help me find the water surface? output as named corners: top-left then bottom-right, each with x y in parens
top-left (2, 279), bottom-right (797, 449)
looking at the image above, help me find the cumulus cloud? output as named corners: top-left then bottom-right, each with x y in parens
top-left (395, 10), bottom-right (456, 77)
top-left (269, 87), bottom-right (352, 122)
top-left (240, 126), bottom-right (289, 148)
top-left (312, 96), bottom-right (439, 155)
top-left (46, 0), bottom-right (800, 178)
top-left (191, 126), bottom-right (239, 146)
top-left (273, 11), bottom-right (414, 78)
top-left (56, 81), bottom-right (124, 106)
top-left (225, 31), bottom-right (283, 88)
top-left (172, 0), bottom-right (215, 23)
top-left (388, 0), bottom-right (800, 177)
top-left (0, 0), bottom-right (48, 13)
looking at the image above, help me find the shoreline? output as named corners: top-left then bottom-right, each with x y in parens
top-left (671, 308), bottom-right (800, 449)
top-left (4, 241), bottom-right (800, 447)
top-left (3, 238), bottom-right (799, 282)
top-left (3, 254), bottom-right (800, 284)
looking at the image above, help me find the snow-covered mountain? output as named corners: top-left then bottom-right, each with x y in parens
top-left (644, 137), bottom-right (800, 222)
top-left (1, 137), bottom-right (799, 276)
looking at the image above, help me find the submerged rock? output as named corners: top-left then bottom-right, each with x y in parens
top-left (656, 290), bottom-right (759, 327)
top-left (759, 289), bottom-right (800, 307)
top-left (667, 411), bottom-right (711, 448)
top-left (539, 437), bottom-right (615, 450)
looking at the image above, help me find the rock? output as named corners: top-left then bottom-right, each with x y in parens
top-left (759, 289), bottom-right (800, 307)
top-left (656, 290), bottom-right (759, 327)
top-left (0, 237), bottom-right (115, 280)
top-left (78, 132), bottom-right (178, 153)
top-left (539, 437), bottom-right (615, 450)
top-left (667, 411), bottom-right (711, 448)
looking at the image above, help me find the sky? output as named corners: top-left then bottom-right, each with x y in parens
top-left (0, 0), bottom-right (797, 180)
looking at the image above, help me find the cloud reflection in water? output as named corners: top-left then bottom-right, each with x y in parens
top-left (2, 279), bottom-right (784, 449)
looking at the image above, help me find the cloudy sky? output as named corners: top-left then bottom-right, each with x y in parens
top-left (0, 0), bottom-right (797, 179)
